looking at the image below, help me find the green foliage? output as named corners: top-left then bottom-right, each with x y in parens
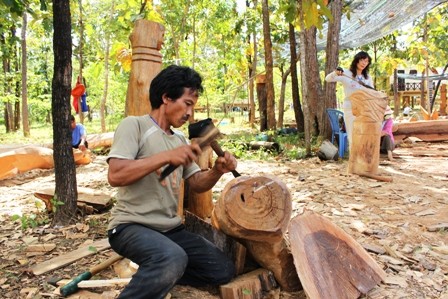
top-left (11, 212), bottom-right (49, 230)
top-left (50, 195), bottom-right (64, 213)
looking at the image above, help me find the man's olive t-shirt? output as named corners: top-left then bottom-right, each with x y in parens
top-left (107, 115), bottom-right (200, 232)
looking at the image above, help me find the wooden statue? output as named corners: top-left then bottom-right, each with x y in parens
top-left (348, 88), bottom-right (387, 176)
top-left (212, 175), bottom-right (301, 292)
top-left (125, 20), bottom-right (165, 116)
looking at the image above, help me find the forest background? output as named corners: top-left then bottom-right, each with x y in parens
top-left (0, 0), bottom-right (447, 225)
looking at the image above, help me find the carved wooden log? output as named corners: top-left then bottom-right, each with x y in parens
top-left (289, 211), bottom-right (386, 299)
top-left (125, 20), bottom-right (165, 116)
top-left (0, 146), bottom-right (91, 180)
top-left (212, 175), bottom-right (301, 291)
top-left (187, 146), bottom-right (214, 219)
top-left (348, 89), bottom-right (387, 175)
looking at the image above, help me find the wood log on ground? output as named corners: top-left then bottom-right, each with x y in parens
top-left (393, 119), bottom-right (448, 142)
top-left (288, 211), bottom-right (386, 299)
top-left (348, 89), bottom-right (387, 176)
top-left (220, 268), bottom-right (277, 299)
top-left (247, 141), bottom-right (280, 152)
top-left (86, 132), bottom-right (114, 149)
top-left (0, 146), bottom-right (92, 180)
top-left (0, 146), bottom-right (54, 180)
top-left (212, 175), bottom-right (301, 291)
top-left (125, 20), bottom-right (165, 116)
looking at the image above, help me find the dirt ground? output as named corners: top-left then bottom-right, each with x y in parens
top-left (0, 140), bottom-right (447, 299)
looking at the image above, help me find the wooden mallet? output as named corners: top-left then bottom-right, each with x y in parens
top-left (59, 253), bottom-right (123, 297)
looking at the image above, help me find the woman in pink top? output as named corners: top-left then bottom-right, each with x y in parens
top-left (380, 106), bottom-right (395, 161)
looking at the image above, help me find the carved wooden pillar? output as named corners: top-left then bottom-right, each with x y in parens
top-left (187, 146), bottom-right (214, 219)
top-left (212, 175), bottom-right (301, 292)
top-left (348, 89), bottom-right (387, 175)
top-left (125, 20), bottom-right (165, 116)
top-left (440, 84), bottom-right (447, 116)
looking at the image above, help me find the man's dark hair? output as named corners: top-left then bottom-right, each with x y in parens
top-left (349, 51), bottom-right (371, 79)
top-left (70, 115), bottom-right (75, 122)
top-left (149, 65), bottom-right (203, 109)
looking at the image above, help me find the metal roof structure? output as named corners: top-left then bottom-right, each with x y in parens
top-left (316, 0), bottom-right (447, 50)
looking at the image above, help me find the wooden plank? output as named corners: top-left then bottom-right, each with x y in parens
top-left (288, 211), bottom-right (386, 299)
top-left (57, 278), bottom-right (131, 288)
top-left (220, 268), bottom-right (277, 299)
top-left (26, 238), bottom-right (110, 275)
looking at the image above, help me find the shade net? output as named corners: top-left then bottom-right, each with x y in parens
top-left (316, 0), bottom-right (447, 50)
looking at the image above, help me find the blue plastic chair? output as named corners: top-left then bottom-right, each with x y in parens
top-left (326, 108), bottom-right (348, 158)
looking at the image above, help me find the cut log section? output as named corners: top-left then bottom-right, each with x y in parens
top-left (288, 211), bottom-right (386, 299)
top-left (212, 175), bottom-right (301, 291)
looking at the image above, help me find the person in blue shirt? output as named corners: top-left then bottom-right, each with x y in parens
top-left (70, 115), bottom-right (88, 151)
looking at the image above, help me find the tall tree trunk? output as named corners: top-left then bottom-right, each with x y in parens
top-left (52, 0), bottom-right (78, 226)
top-left (77, 0), bottom-right (85, 124)
top-left (12, 26), bottom-right (20, 132)
top-left (100, 0), bottom-right (115, 133)
top-left (323, 0), bottom-right (342, 140)
top-left (277, 66), bottom-right (290, 128)
top-left (299, 1), bottom-right (323, 155)
top-left (289, 23), bottom-right (304, 133)
top-left (1, 32), bottom-right (14, 133)
top-left (247, 0), bottom-right (258, 126)
top-left (21, 11), bottom-right (30, 137)
top-left (261, 0), bottom-right (276, 130)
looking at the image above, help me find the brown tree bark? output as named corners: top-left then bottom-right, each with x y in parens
top-left (52, 0), bottom-right (78, 225)
top-left (100, 0), bottom-right (115, 133)
top-left (256, 75), bottom-right (268, 131)
top-left (298, 0), bottom-right (323, 156)
top-left (289, 23), bottom-right (304, 133)
top-left (323, 0), bottom-right (342, 139)
top-left (261, 0), bottom-right (276, 130)
top-left (21, 11), bottom-right (30, 137)
top-left (77, 0), bottom-right (85, 124)
top-left (277, 66), bottom-right (291, 129)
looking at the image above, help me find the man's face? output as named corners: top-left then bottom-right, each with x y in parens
top-left (165, 88), bottom-right (198, 128)
top-left (70, 120), bottom-right (76, 131)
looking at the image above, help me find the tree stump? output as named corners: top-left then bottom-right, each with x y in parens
top-left (348, 88), bottom-right (387, 175)
top-left (125, 20), bottom-right (165, 116)
top-left (212, 175), bottom-right (301, 291)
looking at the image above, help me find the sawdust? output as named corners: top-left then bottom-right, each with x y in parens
top-left (0, 141), bottom-right (447, 298)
